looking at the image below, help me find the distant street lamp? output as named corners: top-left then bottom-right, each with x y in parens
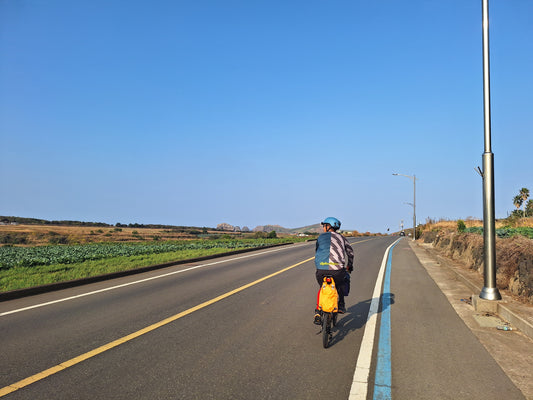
top-left (479, 0), bottom-right (501, 301)
top-left (393, 173), bottom-right (416, 241)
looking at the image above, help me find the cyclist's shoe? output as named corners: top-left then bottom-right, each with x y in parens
top-left (314, 313), bottom-right (322, 325)
top-left (338, 306), bottom-right (346, 314)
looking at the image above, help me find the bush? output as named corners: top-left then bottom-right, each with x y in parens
top-left (48, 235), bottom-right (69, 244)
top-left (0, 233), bottom-right (28, 245)
top-left (465, 227), bottom-right (484, 235)
top-left (514, 227), bottom-right (533, 239)
top-left (457, 220), bottom-right (466, 233)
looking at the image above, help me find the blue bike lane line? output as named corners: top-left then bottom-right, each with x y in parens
top-left (349, 238), bottom-right (400, 400)
top-left (372, 238), bottom-right (398, 399)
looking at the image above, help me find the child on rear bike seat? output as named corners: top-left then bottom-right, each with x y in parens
top-left (314, 217), bottom-right (354, 324)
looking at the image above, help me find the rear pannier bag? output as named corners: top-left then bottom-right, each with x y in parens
top-left (318, 277), bottom-right (339, 313)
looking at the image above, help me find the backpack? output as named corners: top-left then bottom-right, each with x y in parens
top-left (318, 277), bottom-right (339, 313)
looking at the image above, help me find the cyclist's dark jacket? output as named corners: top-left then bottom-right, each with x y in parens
top-left (315, 231), bottom-right (354, 271)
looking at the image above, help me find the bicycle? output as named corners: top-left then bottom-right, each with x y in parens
top-left (316, 275), bottom-right (339, 349)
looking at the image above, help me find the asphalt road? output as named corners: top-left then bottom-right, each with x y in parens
top-left (0, 237), bottom-right (524, 399)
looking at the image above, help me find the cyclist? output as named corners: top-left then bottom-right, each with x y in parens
top-left (314, 217), bottom-right (354, 324)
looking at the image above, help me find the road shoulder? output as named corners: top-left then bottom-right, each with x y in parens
top-left (409, 239), bottom-right (533, 399)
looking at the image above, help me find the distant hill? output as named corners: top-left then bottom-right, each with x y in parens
top-left (288, 224), bottom-right (323, 234)
top-left (253, 224), bottom-right (322, 234)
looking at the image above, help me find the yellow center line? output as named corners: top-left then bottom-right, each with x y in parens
top-left (0, 256), bottom-right (314, 397)
top-left (351, 238), bottom-right (375, 244)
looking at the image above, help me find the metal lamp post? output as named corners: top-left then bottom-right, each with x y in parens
top-left (479, 0), bottom-right (501, 300)
top-left (393, 173), bottom-right (417, 241)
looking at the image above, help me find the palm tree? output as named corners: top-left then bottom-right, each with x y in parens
top-left (513, 194), bottom-right (523, 216)
top-left (519, 188), bottom-right (530, 217)
top-left (526, 200), bottom-right (533, 217)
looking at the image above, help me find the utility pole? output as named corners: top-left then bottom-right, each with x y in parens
top-left (479, 0), bottom-right (501, 301)
top-left (393, 173), bottom-right (417, 241)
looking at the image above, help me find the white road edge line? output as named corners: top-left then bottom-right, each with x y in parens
top-left (348, 239), bottom-right (400, 400)
top-left (0, 245), bottom-right (297, 317)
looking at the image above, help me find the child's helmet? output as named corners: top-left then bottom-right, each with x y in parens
top-left (321, 217), bottom-right (341, 230)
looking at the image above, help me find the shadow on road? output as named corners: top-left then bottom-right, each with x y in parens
top-left (329, 292), bottom-right (395, 346)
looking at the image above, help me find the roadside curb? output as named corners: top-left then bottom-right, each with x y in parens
top-left (0, 242), bottom-right (292, 302)
top-left (408, 240), bottom-right (533, 342)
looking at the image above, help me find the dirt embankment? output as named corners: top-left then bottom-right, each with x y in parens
top-left (420, 231), bottom-right (533, 304)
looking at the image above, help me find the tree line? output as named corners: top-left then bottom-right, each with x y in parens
top-left (0, 216), bottom-right (208, 230)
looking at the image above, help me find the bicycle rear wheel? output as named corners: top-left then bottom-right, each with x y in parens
top-left (322, 312), bottom-right (331, 348)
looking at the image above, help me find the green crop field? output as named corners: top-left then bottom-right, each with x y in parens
top-left (464, 226), bottom-right (533, 239)
top-left (0, 238), bottom-right (306, 292)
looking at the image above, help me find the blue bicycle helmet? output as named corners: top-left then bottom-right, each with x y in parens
top-left (321, 217), bottom-right (341, 230)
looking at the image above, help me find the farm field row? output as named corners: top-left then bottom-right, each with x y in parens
top-left (0, 236), bottom-right (307, 292)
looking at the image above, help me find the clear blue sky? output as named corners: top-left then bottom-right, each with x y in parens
top-left (1, 1), bottom-right (532, 233)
